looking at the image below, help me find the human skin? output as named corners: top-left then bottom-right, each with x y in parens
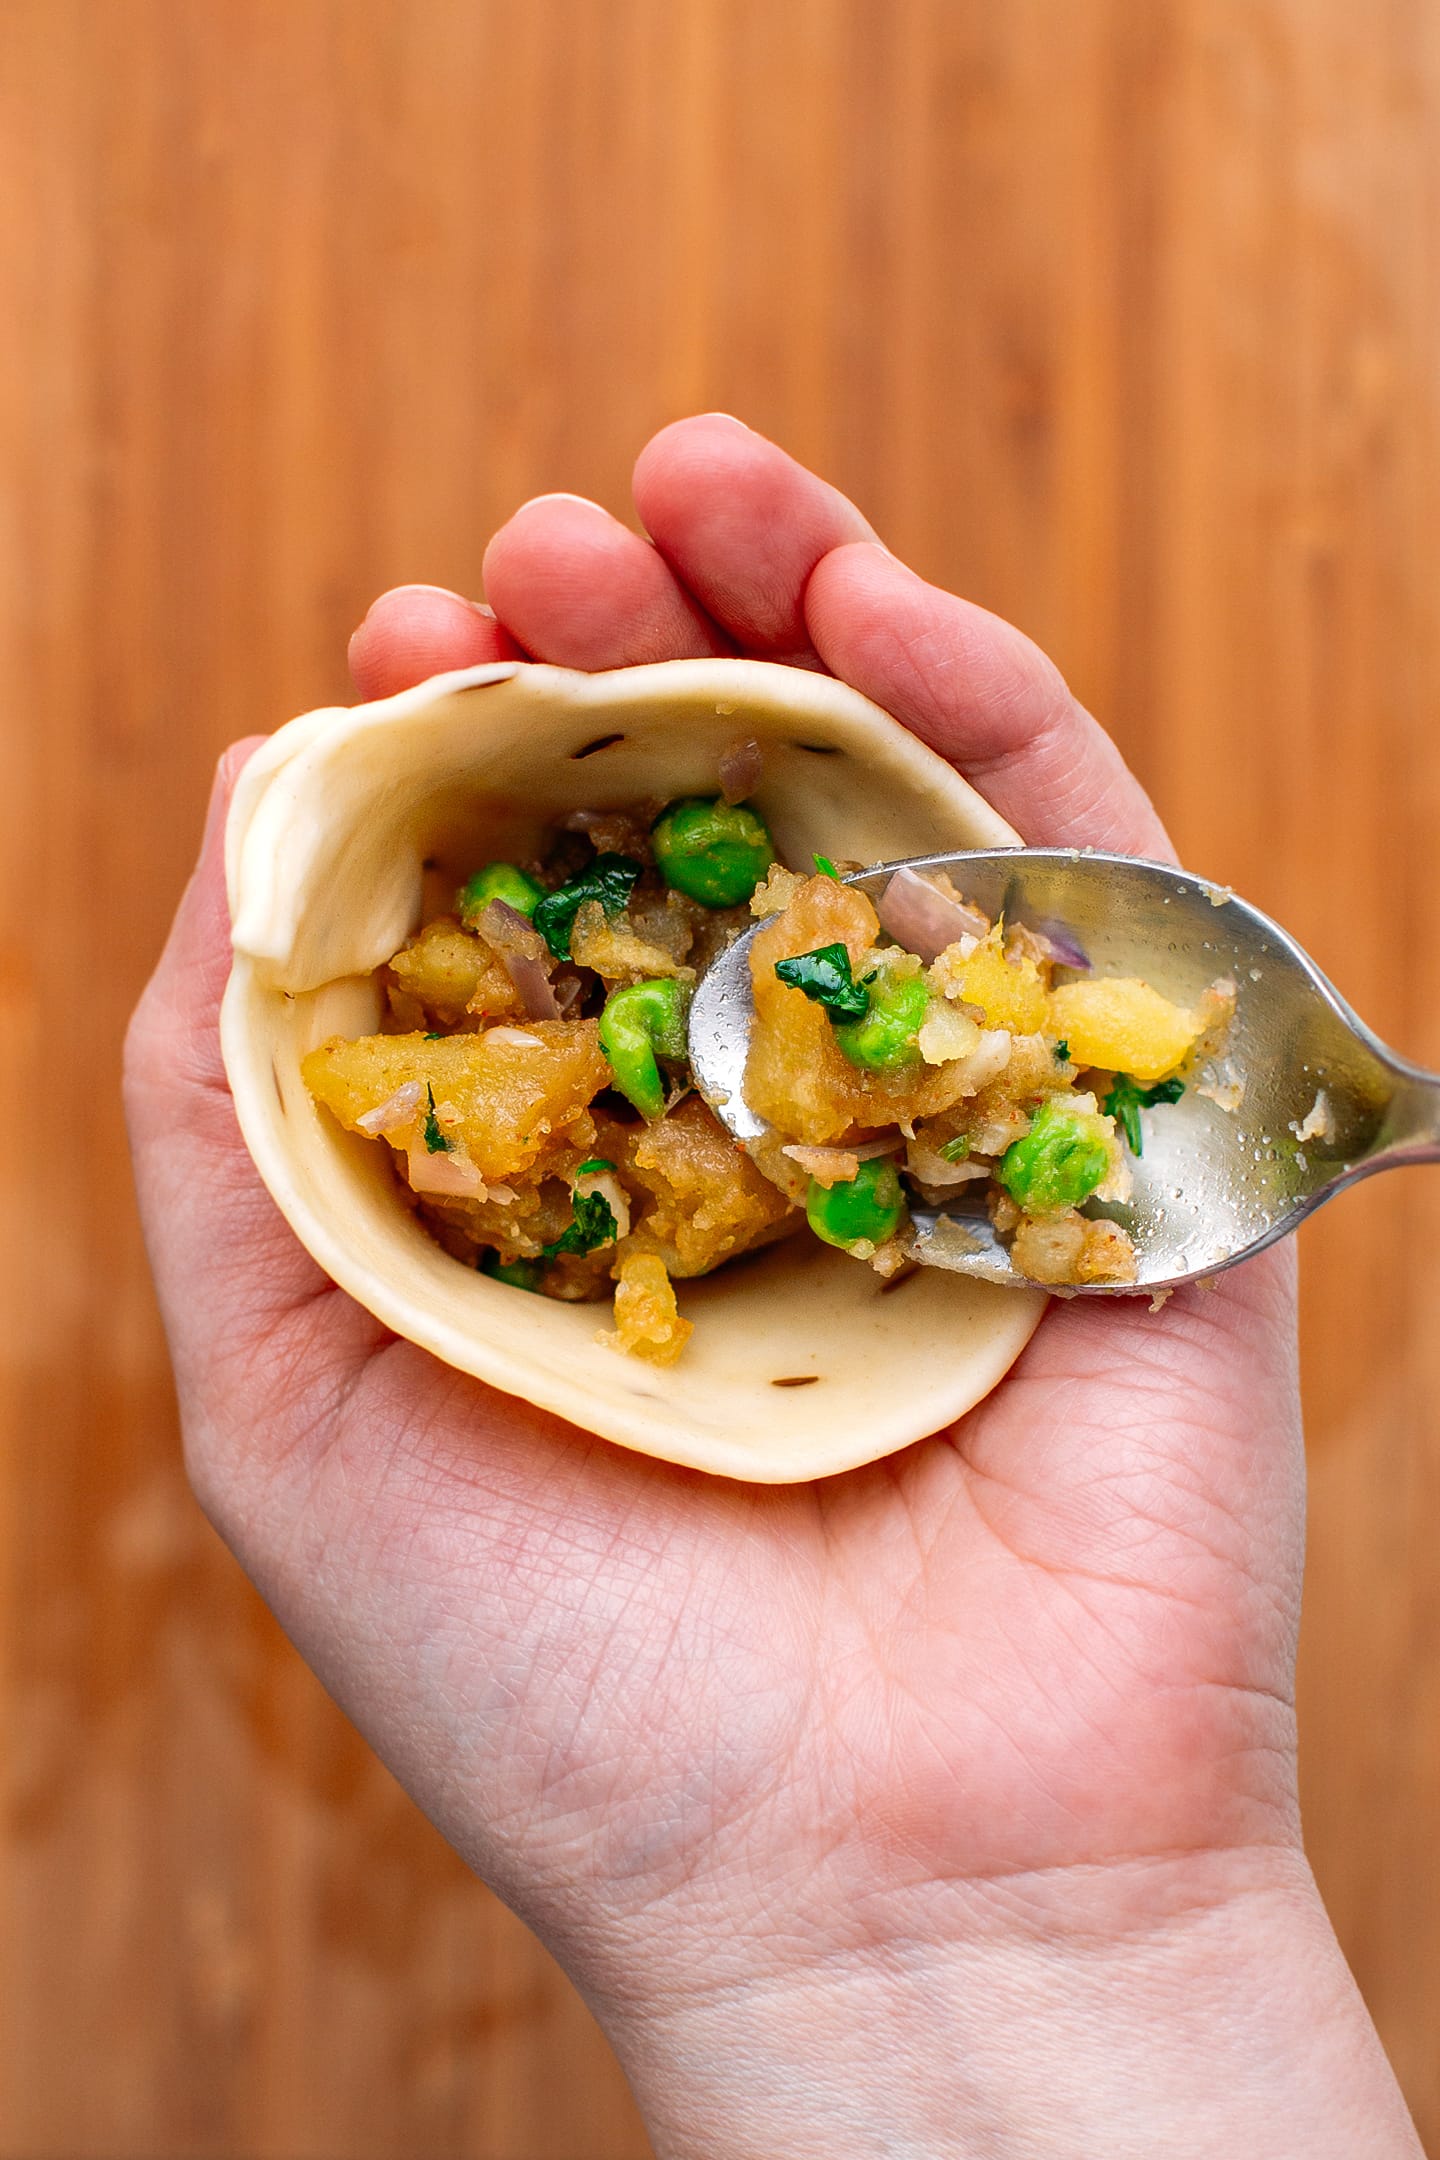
top-left (126, 415), bottom-right (1422, 2156)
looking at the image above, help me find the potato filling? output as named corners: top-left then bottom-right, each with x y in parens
top-left (302, 789), bottom-right (1234, 1360)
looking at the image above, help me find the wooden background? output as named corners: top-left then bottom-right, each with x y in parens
top-left (3, 1), bottom-right (1438, 2151)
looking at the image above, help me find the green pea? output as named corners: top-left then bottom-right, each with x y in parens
top-left (479, 1250), bottom-right (546, 1292)
top-left (651, 797), bottom-right (775, 907)
top-left (598, 977), bottom-right (691, 1120)
top-left (997, 1098), bottom-right (1112, 1215)
top-left (833, 974), bottom-right (929, 1070)
top-left (806, 1158), bottom-right (906, 1252)
top-left (457, 863), bottom-right (544, 923)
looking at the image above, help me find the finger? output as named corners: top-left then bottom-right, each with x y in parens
top-left (481, 494), bottom-right (731, 666)
top-left (631, 414), bottom-right (877, 662)
top-left (349, 584), bottom-right (523, 701)
top-left (805, 542), bottom-right (1172, 855)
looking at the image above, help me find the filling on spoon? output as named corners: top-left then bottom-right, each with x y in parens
top-left (302, 764), bottom-right (1235, 1362)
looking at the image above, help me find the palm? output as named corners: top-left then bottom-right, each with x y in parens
top-left (129, 417), bottom-right (1303, 1984)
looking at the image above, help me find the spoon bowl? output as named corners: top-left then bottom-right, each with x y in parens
top-left (688, 850), bottom-right (1435, 1293)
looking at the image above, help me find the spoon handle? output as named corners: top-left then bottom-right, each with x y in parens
top-left (1370, 1066), bottom-right (1440, 1168)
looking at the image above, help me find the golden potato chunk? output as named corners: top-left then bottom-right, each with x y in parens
top-left (620, 1095), bottom-right (797, 1277)
top-left (603, 1253), bottom-right (693, 1366)
top-left (745, 876), bottom-right (987, 1144)
top-left (570, 899), bottom-right (694, 984)
top-left (1047, 977), bottom-right (1203, 1084)
top-left (936, 927), bottom-right (1049, 1033)
top-left (1011, 1208), bottom-right (1138, 1286)
top-left (387, 918), bottom-right (522, 1026)
top-left (302, 1024), bottom-right (609, 1182)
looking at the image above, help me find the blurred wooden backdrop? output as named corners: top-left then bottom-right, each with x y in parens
top-left (3, 0), bottom-right (1438, 2151)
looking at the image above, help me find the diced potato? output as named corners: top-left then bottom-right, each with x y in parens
top-left (621, 1095), bottom-right (796, 1277)
top-left (388, 918), bottom-right (521, 1025)
top-left (1010, 1209), bottom-right (1138, 1287)
top-left (916, 1000), bottom-right (982, 1066)
top-left (1010, 1210), bottom-right (1087, 1283)
top-left (1076, 1217), bottom-right (1138, 1284)
top-left (570, 899), bottom-right (694, 984)
top-left (603, 1253), bottom-right (693, 1365)
top-left (937, 927), bottom-right (1049, 1034)
top-left (745, 876), bottom-right (988, 1144)
top-left (416, 1179), bottom-right (559, 1259)
top-left (749, 864), bottom-right (806, 918)
top-left (1047, 977), bottom-right (1203, 1083)
top-left (746, 877), bottom-right (886, 1143)
top-left (302, 1024), bottom-right (609, 1181)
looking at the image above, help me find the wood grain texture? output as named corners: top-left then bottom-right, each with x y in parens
top-left (2, 0), bottom-right (1437, 2149)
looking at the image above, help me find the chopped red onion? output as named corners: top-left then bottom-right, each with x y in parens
top-left (782, 1144), bottom-right (859, 1186)
top-left (484, 1027), bottom-right (545, 1048)
top-left (357, 1080), bottom-right (424, 1136)
top-left (502, 952), bottom-right (560, 1020)
top-left (877, 867), bottom-right (990, 961)
top-left (780, 1136), bottom-right (901, 1187)
top-left (478, 899), bottom-right (545, 958)
top-left (404, 1147), bottom-right (484, 1199)
top-left (560, 807), bottom-right (654, 858)
top-left (477, 900), bottom-right (561, 1017)
top-left (718, 735), bottom-right (763, 805)
top-left (1029, 921), bottom-right (1091, 971)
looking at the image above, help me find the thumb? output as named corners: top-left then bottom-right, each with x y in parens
top-left (124, 742), bottom-right (353, 1390)
top-left (126, 740), bottom-right (264, 1128)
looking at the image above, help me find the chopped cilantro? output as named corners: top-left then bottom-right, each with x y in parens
top-left (1104, 1073), bottom-right (1186, 1156)
top-left (422, 1082), bottom-right (451, 1154)
top-left (939, 1135), bottom-right (971, 1162)
top-left (479, 1251), bottom-right (545, 1293)
top-left (774, 942), bottom-right (870, 1020)
top-left (814, 853), bottom-right (839, 880)
top-left (543, 1188), bottom-right (619, 1259)
top-left (424, 1031), bottom-right (446, 1041)
top-left (575, 1158), bottom-right (616, 1176)
top-left (1054, 1039), bottom-right (1069, 1063)
top-left (533, 852), bottom-right (643, 959)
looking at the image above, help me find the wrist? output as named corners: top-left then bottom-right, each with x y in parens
top-left (594, 1852), bottom-right (1421, 2160)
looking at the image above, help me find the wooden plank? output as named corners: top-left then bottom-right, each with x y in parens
top-left (1, 0), bottom-right (1436, 2148)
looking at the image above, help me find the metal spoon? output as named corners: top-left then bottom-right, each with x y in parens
top-left (688, 848), bottom-right (1438, 1294)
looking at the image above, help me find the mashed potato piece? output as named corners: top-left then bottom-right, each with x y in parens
top-left (1046, 977), bottom-right (1206, 1085)
top-left (603, 1253), bottom-right (694, 1365)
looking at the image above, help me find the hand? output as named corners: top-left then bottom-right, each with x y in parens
top-left (126, 416), bottom-right (1420, 2156)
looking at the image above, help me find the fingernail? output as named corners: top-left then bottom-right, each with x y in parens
top-left (351, 584), bottom-right (483, 647)
top-left (697, 412), bottom-right (755, 431)
top-left (510, 491), bottom-right (612, 519)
